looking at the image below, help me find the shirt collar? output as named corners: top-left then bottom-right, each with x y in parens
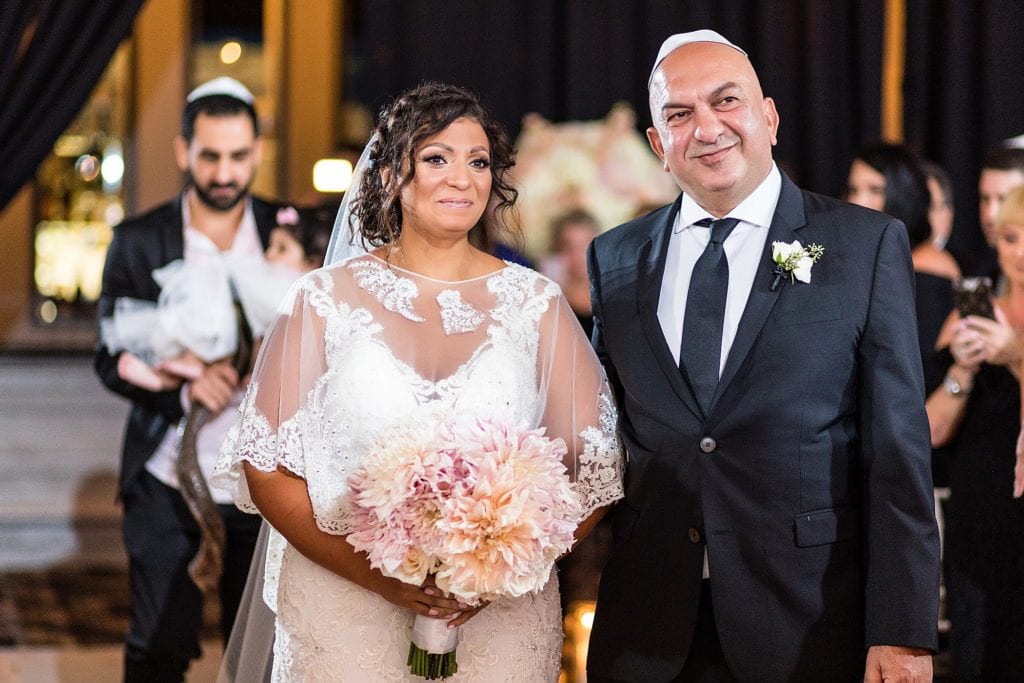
top-left (676, 162), bottom-right (782, 233)
top-left (180, 190), bottom-right (258, 255)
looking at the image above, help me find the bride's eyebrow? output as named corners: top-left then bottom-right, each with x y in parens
top-left (419, 143), bottom-right (489, 155)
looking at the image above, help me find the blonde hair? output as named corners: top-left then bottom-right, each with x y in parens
top-left (997, 185), bottom-right (1024, 231)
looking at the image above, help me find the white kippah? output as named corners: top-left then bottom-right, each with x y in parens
top-left (649, 30), bottom-right (747, 86)
top-left (186, 76), bottom-right (254, 105)
top-left (1004, 132), bottom-right (1024, 149)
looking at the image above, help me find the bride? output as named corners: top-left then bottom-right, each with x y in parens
top-left (211, 82), bottom-right (624, 681)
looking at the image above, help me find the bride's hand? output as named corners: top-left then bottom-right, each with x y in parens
top-left (417, 575), bottom-right (491, 627)
top-left (447, 601), bottom-right (489, 627)
top-left (368, 572), bottom-right (468, 619)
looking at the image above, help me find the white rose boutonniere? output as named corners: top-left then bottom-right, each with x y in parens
top-left (770, 240), bottom-right (825, 291)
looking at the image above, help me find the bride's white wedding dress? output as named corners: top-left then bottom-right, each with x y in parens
top-left (212, 254), bottom-right (623, 681)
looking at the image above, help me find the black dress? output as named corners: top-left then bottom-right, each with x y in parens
top-left (915, 272), bottom-right (954, 391)
top-left (916, 272), bottom-right (954, 486)
top-left (943, 353), bottom-right (1024, 678)
top-left (575, 311), bottom-right (593, 340)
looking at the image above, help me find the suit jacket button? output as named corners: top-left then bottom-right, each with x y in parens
top-left (700, 437), bottom-right (717, 453)
top-left (688, 528), bottom-right (702, 543)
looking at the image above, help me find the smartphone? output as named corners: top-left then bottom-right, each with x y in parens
top-left (952, 276), bottom-right (996, 319)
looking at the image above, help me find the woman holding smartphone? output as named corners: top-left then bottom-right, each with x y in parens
top-left (845, 143), bottom-right (960, 387)
top-left (927, 185), bottom-right (1024, 680)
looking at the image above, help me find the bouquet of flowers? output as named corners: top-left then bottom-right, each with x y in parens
top-left (347, 412), bottom-right (584, 680)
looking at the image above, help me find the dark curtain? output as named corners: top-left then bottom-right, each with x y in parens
top-left (353, 0), bottom-right (884, 197)
top-left (904, 0), bottom-right (1024, 276)
top-left (0, 0), bottom-right (144, 212)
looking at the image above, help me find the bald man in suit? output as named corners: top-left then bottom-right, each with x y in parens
top-left (586, 31), bottom-right (939, 682)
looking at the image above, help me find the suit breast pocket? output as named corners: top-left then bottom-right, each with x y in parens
top-left (773, 292), bottom-right (841, 327)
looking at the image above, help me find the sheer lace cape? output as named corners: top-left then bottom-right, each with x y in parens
top-left (213, 252), bottom-right (623, 584)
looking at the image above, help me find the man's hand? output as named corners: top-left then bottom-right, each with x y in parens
top-left (187, 359), bottom-right (239, 414)
top-left (863, 645), bottom-right (932, 682)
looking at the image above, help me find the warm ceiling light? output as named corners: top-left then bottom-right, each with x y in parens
top-left (313, 159), bottom-right (354, 193)
top-left (220, 41), bottom-right (243, 65)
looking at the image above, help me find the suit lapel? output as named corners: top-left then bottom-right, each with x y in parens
top-left (252, 196), bottom-right (277, 248)
top-left (636, 196), bottom-right (704, 421)
top-left (714, 173), bottom-right (807, 404)
top-left (160, 195), bottom-right (186, 265)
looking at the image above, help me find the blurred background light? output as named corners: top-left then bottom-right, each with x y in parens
top-left (312, 158), bottom-right (354, 193)
top-left (101, 142), bottom-right (124, 192)
top-left (219, 40), bottom-right (242, 65)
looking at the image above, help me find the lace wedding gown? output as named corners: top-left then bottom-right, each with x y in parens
top-left (212, 254), bottom-right (623, 681)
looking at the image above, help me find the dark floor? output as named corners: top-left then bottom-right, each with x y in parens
top-left (0, 538), bottom-right (953, 679)
top-left (0, 552), bottom-right (613, 680)
top-left (0, 566), bottom-right (219, 647)
top-left (0, 567), bottom-right (129, 646)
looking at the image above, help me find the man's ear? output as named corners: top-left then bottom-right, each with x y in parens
top-left (252, 136), bottom-right (264, 168)
top-left (763, 97), bottom-right (780, 147)
top-left (173, 135), bottom-right (190, 173)
top-left (646, 127), bottom-right (669, 172)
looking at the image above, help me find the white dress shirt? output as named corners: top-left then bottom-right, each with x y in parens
top-left (657, 164), bottom-right (782, 373)
top-left (146, 193), bottom-right (261, 504)
top-left (656, 164), bottom-right (781, 579)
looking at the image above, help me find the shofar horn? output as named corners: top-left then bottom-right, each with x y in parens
top-left (174, 406), bottom-right (224, 594)
top-left (175, 294), bottom-right (254, 595)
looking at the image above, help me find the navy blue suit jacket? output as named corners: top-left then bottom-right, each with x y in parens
top-left (586, 173), bottom-right (939, 682)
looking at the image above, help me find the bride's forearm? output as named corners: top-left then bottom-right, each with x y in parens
top-left (242, 463), bottom-right (476, 619)
top-left (242, 462), bottom-right (380, 591)
top-left (573, 504), bottom-right (612, 545)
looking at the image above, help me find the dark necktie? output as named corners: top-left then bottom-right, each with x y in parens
top-left (679, 217), bottom-right (739, 414)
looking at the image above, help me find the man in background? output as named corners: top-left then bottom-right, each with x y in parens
top-left (94, 77), bottom-right (277, 682)
top-left (969, 146), bottom-right (1024, 281)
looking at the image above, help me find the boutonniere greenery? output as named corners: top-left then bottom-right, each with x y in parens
top-left (770, 240), bottom-right (825, 291)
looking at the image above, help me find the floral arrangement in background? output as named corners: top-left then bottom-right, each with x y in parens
top-left (347, 411), bottom-right (582, 679)
top-left (510, 102), bottom-right (679, 259)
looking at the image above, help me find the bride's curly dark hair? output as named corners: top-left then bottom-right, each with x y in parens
top-left (350, 82), bottom-right (520, 250)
